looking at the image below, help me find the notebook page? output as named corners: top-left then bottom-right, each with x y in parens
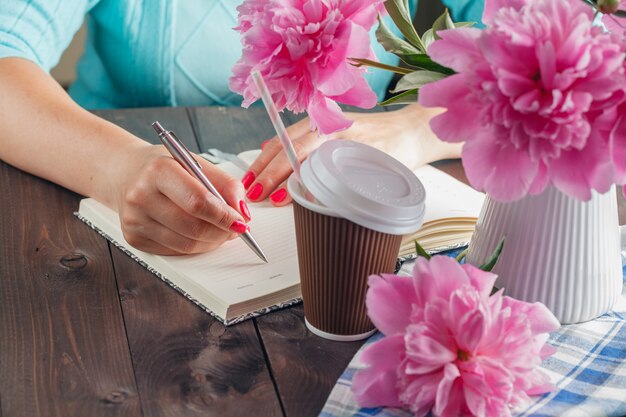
top-left (163, 201), bottom-right (299, 306)
top-left (414, 165), bottom-right (485, 222)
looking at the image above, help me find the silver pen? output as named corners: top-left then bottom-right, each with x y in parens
top-left (152, 121), bottom-right (268, 263)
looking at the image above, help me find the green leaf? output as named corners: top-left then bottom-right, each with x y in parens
top-left (349, 58), bottom-right (413, 75)
top-left (375, 16), bottom-right (421, 56)
top-left (391, 70), bottom-right (448, 93)
top-left (414, 241), bottom-right (431, 260)
top-left (421, 29), bottom-right (435, 50)
top-left (432, 9), bottom-right (455, 40)
top-left (454, 21), bottom-right (476, 28)
top-left (397, 54), bottom-right (455, 75)
top-left (379, 89), bottom-right (419, 106)
top-left (384, 0), bottom-right (426, 52)
top-left (478, 237), bottom-right (506, 272)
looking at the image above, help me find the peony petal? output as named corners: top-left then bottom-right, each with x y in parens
top-left (420, 77), bottom-right (484, 143)
top-left (502, 298), bottom-right (560, 334)
top-left (405, 324), bottom-right (457, 372)
top-left (528, 161), bottom-right (549, 195)
top-left (548, 131), bottom-right (614, 200)
top-left (462, 372), bottom-right (490, 417)
top-left (462, 131), bottom-right (539, 201)
top-left (427, 28), bottom-right (483, 71)
top-left (413, 255), bottom-right (469, 304)
top-left (366, 274), bottom-right (416, 336)
top-left (482, 0), bottom-right (528, 25)
top-left (451, 293), bottom-right (487, 353)
top-left (461, 263), bottom-right (498, 298)
top-left (329, 73), bottom-right (378, 109)
top-left (340, 0), bottom-right (386, 29)
top-left (316, 23), bottom-right (368, 96)
top-left (522, 369), bottom-right (555, 396)
top-left (307, 93), bottom-right (353, 135)
top-left (610, 109), bottom-right (626, 183)
top-left (433, 363), bottom-right (463, 417)
top-left (353, 335), bottom-right (405, 408)
top-left (399, 373), bottom-right (441, 417)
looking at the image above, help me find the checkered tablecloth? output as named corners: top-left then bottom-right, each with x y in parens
top-left (319, 261), bottom-right (626, 417)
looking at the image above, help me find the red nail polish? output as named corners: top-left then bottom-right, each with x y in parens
top-left (242, 171), bottom-right (255, 190)
top-left (261, 139), bottom-right (271, 150)
top-left (229, 220), bottom-right (249, 234)
top-left (239, 200), bottom-right (252, 221)
top-left (270, 188), bottom-right (288, 204)
top-left (247, 183), bottom-right (263, 200)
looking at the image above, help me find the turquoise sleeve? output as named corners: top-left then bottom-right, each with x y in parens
top-left (441, 0), bottom-right (485, 27)
top-left (0, 0), bottom-right (98, 71)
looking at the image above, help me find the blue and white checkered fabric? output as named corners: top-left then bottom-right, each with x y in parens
top-left (319, 261), bottom-right (626, 417)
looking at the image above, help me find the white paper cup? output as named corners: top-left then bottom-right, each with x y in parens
top-left (288, 140), bottom-right (426, 341)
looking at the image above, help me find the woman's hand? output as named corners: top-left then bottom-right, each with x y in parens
top-left (112, 144), bottom-right (252, 255)
top-left (242, 104), bottom-right (463, 206)
top-left (0, 58), bottom-right (251, 256)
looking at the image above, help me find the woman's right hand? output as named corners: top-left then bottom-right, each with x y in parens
top-left (112, 144), bottom-right (251, 255)
top-left (0, 58), bottom-right (248, 256)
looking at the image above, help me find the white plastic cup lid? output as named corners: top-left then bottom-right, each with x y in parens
top-left (295, 140), bottom-right (426, 235)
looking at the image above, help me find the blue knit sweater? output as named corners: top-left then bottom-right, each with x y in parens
top-left (0, 0), bottom-right (482, 109)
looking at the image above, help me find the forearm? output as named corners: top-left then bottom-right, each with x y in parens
top-left (0, 57), bottom-right (146, 208)
top-left (341, 104), bottom-right (463, 171)
top-left (386, 104), bottom-right (463, 167)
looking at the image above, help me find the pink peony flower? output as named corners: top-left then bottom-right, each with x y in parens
top-left (229, 0), bottom-right (383, 135)
top-left (352, 256), bottom-right (560, 417)
top-left (419, 0), bottom-right (626, 201)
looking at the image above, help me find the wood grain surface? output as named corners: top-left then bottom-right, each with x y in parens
top-left (0, 163), bottom-right (141, 417)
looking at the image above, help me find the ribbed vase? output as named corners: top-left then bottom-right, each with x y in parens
top-left (466, 185), bottom-right (622, 324)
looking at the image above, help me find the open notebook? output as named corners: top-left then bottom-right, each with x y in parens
top-left (398, 165), bottom-right (485, 258)
top-left (76, 151), bottom-right (483, 325)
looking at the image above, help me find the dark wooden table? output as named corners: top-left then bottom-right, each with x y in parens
top-left (1, 106), bottom-right (622, 417)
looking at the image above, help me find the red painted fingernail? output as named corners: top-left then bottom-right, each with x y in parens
top-left (242, 171), bottom-right (255, 190)
top-left (270, 188), bottom-right (288, 204)
top-left (247, 183), bottom-right (263, 200)
top-left (239, 200), bottom-right (252, 221)
top-left (229, 220), bottom-right (249, 234)
top-left (261, 139), bottom-right (271, 150)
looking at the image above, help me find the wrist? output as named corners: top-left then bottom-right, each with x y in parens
top-left (88, 125), bottom-right (150, 211)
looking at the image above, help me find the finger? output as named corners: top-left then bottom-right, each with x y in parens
top-left (242, 117), bottom-right (312, 190)
top-left (121, 216), bottom-right (225, 255)
top-left (247, 132), bottom-right (325, 202)
top-left (153, 157), bottom-right (248, 234)
top-left (195, 156), bottom-right (252, 222)
top-left (268, 180), bottom-right (292, 207)
top-left (141, 192), bottom-right (236, 243)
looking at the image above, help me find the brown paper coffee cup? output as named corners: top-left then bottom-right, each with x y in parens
top-left (287, 140), bottom-right (425, 341)
top-left (293, 200), bottom-right (402, 339)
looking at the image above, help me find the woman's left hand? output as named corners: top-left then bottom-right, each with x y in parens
top-left (241, 104), bottom-right (463, 206)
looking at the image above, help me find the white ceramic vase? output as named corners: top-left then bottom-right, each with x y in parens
top-left (466, 185), bottom-right (622, 324)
